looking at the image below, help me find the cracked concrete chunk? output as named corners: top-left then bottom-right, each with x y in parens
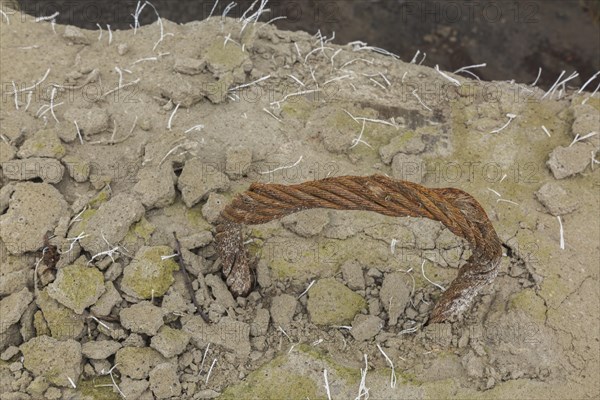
top-left (0, 182), bottom-right (68, 254)
top-left (547, 143), bottom-right (596, 179)
top-left (0, 288), bottom-right (33, 335)
top-left (47, 264), bottom-right (105, 314)
top-left (177, 158), bottom-right (230, 207)
top-left (120, 301), bottom-right (165, 336)
top-left (535, 182), bottom-right (579, 216)
top-left (36, 289), bottom-right (85, 340)
top-left (115, 346), bottom-right (167, 379)
top-left (20, 336), bottom-right (82, 387)
top-left (307, 278), bottom-right (366, 325)
top-left (133, 166), bottom-right (177, 210)
top-left (63, 106), bottom-right (109, 137)
top-left (91, 281), bottom-right (122, 316)
top-left (250, 308), bottom-right (270, 337)
top-left (80, 193), bottom-right (145, 255)
top-left (205, 274), bottom-right (236, 309)
top-left (81, 340), bottom-right (122, 359)
top-left (270, 294), bottom-right (297, 330)
top-left (351, 314), bottom-right (383, 341)
top-left (380, 272), bottom-right (412, 326)
top-left (341, 259), bottom-right (366, 290)
top-left (120, 377), bottom-right (150, 399)
top-left (183, 316), bottom-right (251, 358)
top-left (17, 128), bottom-right (66, 159)
top-left (120, 246), bottom-right (180, 300)
top-left (149, 363), bottom-right (182, 399)
top-left (201, 192), bottom-right (227, 224)
top-left (2, 157), bottom-right (65, 183)
top-left (150, 326), bottom-right (190, 358)
top-left (282, 209), bottom-right (330, 237)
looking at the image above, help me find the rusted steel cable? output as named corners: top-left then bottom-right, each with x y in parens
top-left (215, 175), bottom-right (502, 323)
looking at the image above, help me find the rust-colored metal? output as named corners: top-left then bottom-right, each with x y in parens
top-left (215, 175), bottom-right (502, 323)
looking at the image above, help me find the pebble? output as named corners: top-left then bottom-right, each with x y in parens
top-left (270, 294), bottom-right (297, 330)
top-left (341, 259), bottom-right (365, 290)
top-left (120, 301), bottom-right (165, 336)
top-left (151, 326), bottom-right (191, 358)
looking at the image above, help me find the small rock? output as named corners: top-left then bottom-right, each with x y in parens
top-left (80, 193), bottom-right (145, 255)
top-left (341, 259), bottom-right (365, 290)
top-left (379, 131), bottom-right (426, 164)
top-left (122, 333), bottom-right (147, 348)
top-left (281, 209), bottom-right (330, 237)
top-left (26, 376), bottom-right (50, 397)
top-left (62, 155), bottom-right (90, 182)
top-left (63, 25), bottom-right (89, 45)
top-left (1, 345), bottom-right (20, 361)
top-left (351, 314), bottom-right (383, 341)
top-left (120, 301), bottom-right (165, 336)
top-left (20, 336), bottom-right (82, 387)
top-left (120, 246), bottom-right (179, 300)
top-left (179, 231), bottom-right (213, 250)
top-left (161, 290), bottom-right (192, 316)
top-left (547, 143), bottom-right (596, 179)
top-left (47, 264), bottom-right (105, 314)
top-left (256, 259), bottom-right (272, 288)
top-left (461, 350), bottom-right (484, 378)
top-left (17, 129), bottom-right (66, 159)
top-left (225, 146), bottom-right (252, 179)
top-left (183, 316), bottom-right (251, 357)
top-left (307, 278), bottom-right (366, 325)
top-left (133, 166), bottom-right (177, 210)
top-left (63, 106), bottom-right (109, 137)
top-left (391, 153), bottom-right (424, 183)
top-left (115, 347), bottom-right (167, 379)
top-left (535, 182), bottom-right (579, 216)
top-left (120, 377), bottom-right (150, 399)
top-left (380, 272), bottom-right (412, 326)
top-left (91, 281), bottom-right (122, 316)
top-left (117, 43), bottom-right (129, 56)
top-left (0, 288), bottom-right (33, 335)
top-left (44, 387), bottom-right (61, 399)
top-left (204, 274), bottom-right (236, 309)
top-left (36, 289), bottom-right (85, 340)
top-left (250, 308), bottom-right (270, 337)
top-left (173, 57), bottom-right (206, 75)
top-left (151, 326), bottom-right (190, 358)
top-left (2, 157), bottom-right (65, 183)
top-left (201, 192), bottom-right (227, 224)
top-left (270, 294), bottom-right (297, 330)
top-left (149, 363), bottom-right (182, 399)
top-left (177, 158), bottom-right (230, 207)
top-left (81, 340), bottom-right (121, 359)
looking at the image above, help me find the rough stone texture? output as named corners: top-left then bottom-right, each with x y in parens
top-left (150, 326), bottom-right (190, 358)
top-left (281, 209), bottom-right (330, 237)
top-left (535, 182), bottom-right (580, 216)
top-left (350, 314), bottom-right (383, 341)
top-left (90, 281), bottom-right (122, 316)
top-left (17, 128), bottom-right (66, 159)
top-left (80, 193), bottom-right (145, 255)
top-left (379, 130), bottom-right (426, 164)
top-left (173, 56), bottom-right (206, 75)
top-left (62, 155), bottom-right (90, 182)
top-left (547, 143), bottom-right (596, 179)
top-left (177, 158), bottom-right (230, 207)
top-left (115, 347), bottom-right (167, 379)
top-left (120, 301), bottom-right (165, 336)
top-left (0, 141), bottom-right (16, 163)
top-left (270, 294), bottom-right (297, 330)
top-left (307, 278), bottom-right (366, 325)
top-left (201, 192), bottom-right (228, 224)
top-left (2, 157), bottom-right (65, 183)
top-left (81, 340), bottom-right (122, 359)
top-left (204, 274), bottom-right (236, 309)
top-left (149, 363), bottom-right (182, 399)
top-left (0, 288), bottom-right (33, 335)
top-left (63, 106), bottom-right (109, 137)
top-left (133, 166), bottom-right (177, 210)
top-left (250, 308), bottom-right (270, 337)
top-left (20, 336), bottom-right (82, 387)
top-left (120, 246), bottom-right (180, 300)
top-left (179, 230), bottom-right (213, 250)
top-left (391, 153), bottom-right (424, 183)
top-left (120, 377), bottom-right (150, 399)
top-left (35, 289), bottom-right (85, 340)
top-left (63, 25), bottom-right (89, 44)
top-left (183, 316), bottom-right (251, 358)
top-left (340, 259), bottom-right (366, 290)
top-left (225, 146), bottom-right (252, 179)
top-left (380, 272), bottom-right (412, 326)
top-left (47, 264), bottom-right (105, 314)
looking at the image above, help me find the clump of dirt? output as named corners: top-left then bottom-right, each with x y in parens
top-left (0, 3), bottom-right (598, 400)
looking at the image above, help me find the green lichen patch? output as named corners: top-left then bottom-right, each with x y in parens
top-left (204, 39), bottom-right (246, 73)
top-left (120, 246), bottom-right (179, 299)
top-left (47, 264), bottom-right (105, 314)
top-left (17, 128), bottom-right (66, 159)
top-left (307, 278), bottom-right (366, 325)
top-left (77, 375), bottom-right (121, 400)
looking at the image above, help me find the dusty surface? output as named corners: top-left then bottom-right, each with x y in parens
top-left (0, 3), bottom-right (599, 400)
